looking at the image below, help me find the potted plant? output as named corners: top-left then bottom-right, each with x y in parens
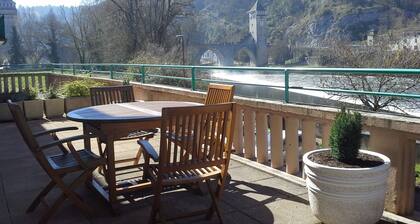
top-left (61, 79), bottom-right (103, 112)
top-left (303, 108), bottom-right (391, 224)
top-left (0, 93), bottom-right (24, 121)
top-left (43, 85), bottom-right (64, 118)
top-left (23, 87), bottom-right (44, 120)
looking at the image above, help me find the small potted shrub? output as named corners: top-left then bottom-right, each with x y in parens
top-left (0, 93), bottom-right (24, 121)
top-left (61, 79), bottom-right (103, 112)
top-left (43, 86), bottom-right (64, 118)
top-left (23, 87), bottom-right (44, 120)
top-left (303, 108), bottom-right (391, 224)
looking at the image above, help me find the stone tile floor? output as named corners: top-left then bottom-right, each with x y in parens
top-left (0, 119), bottom-right (414, 224)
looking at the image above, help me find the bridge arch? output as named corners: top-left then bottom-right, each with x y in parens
top-left (194, 47), bottom-right (230, 66)
top-left (234, 47), bottom-right (257, 66)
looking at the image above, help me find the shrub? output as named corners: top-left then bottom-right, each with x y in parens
top-left (60, 79), bottom-right (104, 98)
top-left (24, 86), bottom-right (39, 100)
top-left (44, 85), bottom-right (61, 99)
top-left (329, 107), bottom-right (362, 162)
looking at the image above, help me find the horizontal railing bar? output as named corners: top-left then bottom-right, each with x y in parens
top-left (199, 78), bottom-right (285, 88)
top-left (146, 74), bottom-right (191, 81)
top-left (293, 86), bottom-right (420, 99)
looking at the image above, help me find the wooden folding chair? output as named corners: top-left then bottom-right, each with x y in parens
top-left (7, 100), bottom-right (105, 224)
top-left (90, 86), bottom-right (157, 173)
top-left (204, 83), bottom-right (235, 105)
top-left (138, 103), bottom-right (236, 224)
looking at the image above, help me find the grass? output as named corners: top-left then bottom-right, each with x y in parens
top-left (416, 163), bottom-right (420, 186)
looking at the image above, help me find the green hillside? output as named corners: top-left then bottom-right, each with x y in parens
top-left (193, 0), bottom-right (420, 45)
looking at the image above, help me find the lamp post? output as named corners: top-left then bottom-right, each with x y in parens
top-left (176, 35), bottom-right (185, 65)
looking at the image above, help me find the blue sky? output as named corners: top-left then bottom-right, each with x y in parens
top-left (14, 0), bottom-right (81, 7)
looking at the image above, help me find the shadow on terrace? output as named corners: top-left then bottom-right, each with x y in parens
top-left (0, 119), bottom-right (318, 224)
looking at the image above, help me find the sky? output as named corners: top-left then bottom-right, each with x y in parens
top-left (14, 0), bottom-right (82, 7)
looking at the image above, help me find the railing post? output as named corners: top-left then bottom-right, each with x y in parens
top-left (72, 64), bottom-right (75, 75)
top-left (284, 69), bottom-right (289, 103)
top-left (110, 65), bottom-right (114, 79)
top-left (191, 67), bottom-right (196, 91)
top-left (141, 66), bottom-right (146, 83)
top-left (60, 64), bottom-right (63, 74)
top-left (90, 65), bottom-right (93, 77)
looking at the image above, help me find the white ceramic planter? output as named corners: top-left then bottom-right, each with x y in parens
top-left (44, 98), bottom-right (64, 118)
top-left (303, 149), bottom-right (390, 224)
top-left (65, 97), bottom-right (91, 113)
top-left (24, 100), bottom-right (44, 120)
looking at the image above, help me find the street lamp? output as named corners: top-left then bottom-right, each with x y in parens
top-left (176, 35), bottom-right (185, 65)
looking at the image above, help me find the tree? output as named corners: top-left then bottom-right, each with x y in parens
top-left (17, 8), bottom-right (46, 63)
top-left (319, 38), bottom-right (420, 113)
top-left (108, 0), bottom-right (192, 55)
top-left (8, 27), bottom-right (25, 64)
top-left (45, 10), bottom-right (61, 63)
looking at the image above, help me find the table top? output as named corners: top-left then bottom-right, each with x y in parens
top-left (67, 101), bottom-right (201, 123)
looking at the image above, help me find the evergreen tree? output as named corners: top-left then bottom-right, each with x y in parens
top-left (8, 26), bottom-right (25, 64)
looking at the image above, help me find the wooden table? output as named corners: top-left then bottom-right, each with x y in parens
top-left (67, 101), bottom-right (201, 210)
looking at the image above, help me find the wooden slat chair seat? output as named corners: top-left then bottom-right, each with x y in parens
top-left (7, 100), bottom-right (105, 224)
top-left (147, 165), bottom-right (222, 186)
top-left (90, 85), bottom-right (157, 172)
top-left (138, 103), bottom-right (236, 224)
top-left (48, 150), bottom-right (104, 172)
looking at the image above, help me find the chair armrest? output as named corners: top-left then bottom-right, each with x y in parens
top-left (66, 142), bottom-right (88, 169)
top-left (38, 134), bottom-right (94, 151)
top-left (138, 140), bottom-right (159, 162)
top-left (33, 127), bottom-right (79, 137)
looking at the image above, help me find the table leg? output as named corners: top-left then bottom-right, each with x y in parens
top-left (105, 137), bottom-right (118, 211)
top-left (83, 123), bottom-right (91, 151)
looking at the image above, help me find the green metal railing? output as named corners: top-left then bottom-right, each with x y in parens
top-left (2, 63), bottom-right (420, 103)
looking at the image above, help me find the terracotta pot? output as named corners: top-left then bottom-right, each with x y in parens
top-left (0, 101), bottom-right (23, 121)
top-left (65, 97), bottom-right (91, 113)
top-left (303, 149), bottom-right (390, 224)
top-left (24, 100), bottom-right (44, 120)
top-left (44, 98), bottom-right (64, 118)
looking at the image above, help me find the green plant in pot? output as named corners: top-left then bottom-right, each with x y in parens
top-left (43, 85), bottom-right (64, 118)
top-left (329, 107), bottom-right (362, 163)
top-left (61, 79), bottom-right (104, 112)
top-left (302, 107), bottom-right (391, 224)
top-left (23, 86), bottom-right (44, 120)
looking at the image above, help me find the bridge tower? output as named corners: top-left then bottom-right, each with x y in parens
top-left (248, 0), bottom-right (268, 66)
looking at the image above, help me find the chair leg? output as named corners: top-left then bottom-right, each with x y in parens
top-left (149, 185), bottom-right (163, 224)
top-left (41, 170), bottom-right (95, 223)
top-left (97, 139), bottom-right (106, 174)
top-left (39, 193), bottom-right (67, 224)
top-left (133, 147), bottom-right (143, 165)
top-left (205, 179), bottom-right (223, 224)
top-left (26, 180), bottom-right (56, 213)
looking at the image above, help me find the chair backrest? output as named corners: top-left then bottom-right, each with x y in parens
top-left (204, 83), bottom-right (235, 105)
top-left (90, 85), bottom-right (135, 106)
top-left (158, 103), bottom-right (236, 175)
top-left (7, 100), bottom-right (39, 152)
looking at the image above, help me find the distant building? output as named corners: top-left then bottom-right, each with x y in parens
top-left (392, 31), bottom-right (420, 51)
top-left (0, 0), bottom-right (17, 62)
top-left (366, 29), bottom-right (420, 51)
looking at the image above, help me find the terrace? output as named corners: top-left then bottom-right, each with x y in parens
top-left (0, 64), bottom-right (419, 223)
